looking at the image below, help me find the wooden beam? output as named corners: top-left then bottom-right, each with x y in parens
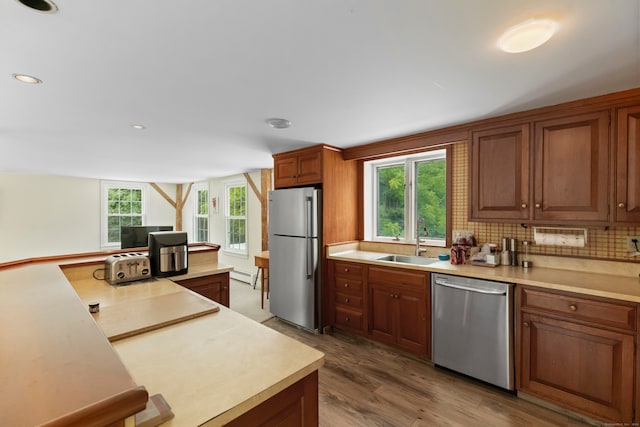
top-left (150, 183), bottom-right (177, 208)
top-left (244, 173), bottom-right (261, 200)
top-left (260, 169), bottom-right (272, 251)
top-left (150, 182), bottom-right (194, 232)
top-left (175, 184), bottom-right (183, 231)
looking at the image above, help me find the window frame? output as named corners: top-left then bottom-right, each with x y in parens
top-left (193, 183), bottom-right (209, 243)
top-left (101, 181), bottom-right (146, 248)
top-left (364, 147), bottom-right (451, 248)
top-left (224, 180), bottom-right (248, 255)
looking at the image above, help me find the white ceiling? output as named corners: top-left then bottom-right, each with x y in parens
top-left (2, 0), bottom-right (639, 183)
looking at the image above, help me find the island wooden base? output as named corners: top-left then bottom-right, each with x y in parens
top-left (225, 371), bottom-right (318, 427)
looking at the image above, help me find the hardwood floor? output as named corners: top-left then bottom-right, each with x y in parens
top-left (263, 319), bottom-right (592, 427)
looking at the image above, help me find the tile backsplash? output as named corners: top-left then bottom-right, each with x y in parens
top-left (451, 141), bottom-right (640, 261)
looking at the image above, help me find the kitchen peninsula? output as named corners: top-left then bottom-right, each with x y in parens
top-left (0, 246), bottom-right (324, 426)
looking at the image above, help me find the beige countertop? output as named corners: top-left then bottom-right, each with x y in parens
top-left (328, 248), bottom-right (640, 303)
top-left (113, 307), bottom-right (324, 426)
top-left (1, 249), bottom-right (324, 426)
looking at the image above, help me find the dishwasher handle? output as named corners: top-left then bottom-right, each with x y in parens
top-left (434, 278), bottom-right (507, 295)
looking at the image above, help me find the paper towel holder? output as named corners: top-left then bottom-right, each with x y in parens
top-left (533, 226), bottom-right (588, 247)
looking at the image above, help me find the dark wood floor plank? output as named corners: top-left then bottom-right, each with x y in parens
top-left (264, 319), bottom-right (591, 427)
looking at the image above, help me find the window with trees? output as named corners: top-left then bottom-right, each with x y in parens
top-left (364, 149), bottom-right (447, 246)
top-left (102, 182), bottom-right (144, 247)
top-left (225, 182), bottom-right (247, 254)
top-left (194, 185), bottom-right (209, 242)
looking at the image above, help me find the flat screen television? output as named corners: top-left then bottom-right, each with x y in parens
top-left (120, 225), bottom-right (173, 249)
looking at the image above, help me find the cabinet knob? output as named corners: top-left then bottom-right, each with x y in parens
top-left (535, 203), bottom-right (541, 209)
top-left (395, 294), bottom-right (400, 299)
top-left (344, 283), bottom-right (349, 288)
top-left (521, 203), bottom-right (527, 209)
top-left (569, 304), bottom-right (577, 311)
top-left (345, 316), bottom-right (350, 322)
top-left (389, 293), bottom-right (394, 298)
top-left (344, 268), bottom-right (350, 272)
top-left (345, 297), bottom-right (349, 303)
top-left (618, 202), bottom-right (626, 208)
top-left (523, 321), bottom-right (530, 327)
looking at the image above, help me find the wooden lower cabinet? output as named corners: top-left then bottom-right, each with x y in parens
top-left (225, 370), bottom-right (319, 427)
top-left (329, 260), bottom-right (366, 334)
top-left (518, 286), bottom-right (636, 423)
top-left (175, 273), bottom-right (230, 307)
top-left (367, 266), bottom-right (429, 358)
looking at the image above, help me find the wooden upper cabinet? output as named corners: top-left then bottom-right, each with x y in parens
top-left (533, 111), bottom-right (610, 224)
top-left (615, 105), bottom-right (640, 224)
top-left (470, 124), bottom-right (530, 221)
top-left (273, 147), bottom-right (323, 188)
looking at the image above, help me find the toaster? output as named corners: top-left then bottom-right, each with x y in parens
top-left (104, 252), bottom-right (151, 285)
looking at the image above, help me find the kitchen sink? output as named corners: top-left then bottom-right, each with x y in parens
top-left (374, 254), bottom-right (438, 266)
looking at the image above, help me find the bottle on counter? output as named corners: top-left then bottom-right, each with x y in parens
top-left (501, 237), bottom-right (511, 265)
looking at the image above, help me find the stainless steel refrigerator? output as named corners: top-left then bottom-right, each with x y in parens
top-left (268, 187), bottom-right (322, 331)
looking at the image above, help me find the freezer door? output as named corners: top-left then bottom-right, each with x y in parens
top-left (269, 234), bottom-right (318, 331)
top-left (268, 187), bottom-right (319, 238)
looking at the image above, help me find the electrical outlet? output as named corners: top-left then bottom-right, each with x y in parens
top-left (627, 236), bottom-right (640, 254)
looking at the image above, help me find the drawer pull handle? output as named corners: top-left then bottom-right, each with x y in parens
top-left (523, 321), bottom-right (530, 327)
top-left (569, 304), bottom-right (577, 311)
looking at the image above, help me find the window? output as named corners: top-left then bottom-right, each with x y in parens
top-left (194, 185), bottom-right (209, 242)
top-left (102, 182), bottom-right (144, 247)
top-left (225, 182), bottom-right (247, 254)
top-left (365, 148), bottom-right (448, 247)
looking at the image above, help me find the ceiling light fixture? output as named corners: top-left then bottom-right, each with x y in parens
top-left (497, 18), bottom-right (558, 53)
top-left (266, 118), bottom-right (291, 129)
top-left (131, 124), bottom-right (146, 130)
top-left (15, 0), bottom-right (58, 13)
top-left (13, 74), bottom-right (42, 84)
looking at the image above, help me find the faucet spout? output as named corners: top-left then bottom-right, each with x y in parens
top-left (416, 218), bottom-right (428, 256)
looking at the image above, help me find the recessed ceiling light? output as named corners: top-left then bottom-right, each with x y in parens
top-left (266, 118), bottom-right (291, 129)
top-left (497, 19), bottom-right (558, 53)
top-left (12, 74), bottom-right (42, 84)
top-left (132, 124), bottom-right (146, 130)
top-left (15, 0), bottom-right (58, 13)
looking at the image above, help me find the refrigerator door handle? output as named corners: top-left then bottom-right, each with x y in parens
top-left (306, 196), bottom-right (313, 278)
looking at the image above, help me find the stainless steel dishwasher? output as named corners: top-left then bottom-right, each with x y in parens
top-left (431, 273), bottom-right (515, 390)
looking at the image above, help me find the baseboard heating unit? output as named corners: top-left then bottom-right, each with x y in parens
top-left (230, 270), bottom-right (255, 284)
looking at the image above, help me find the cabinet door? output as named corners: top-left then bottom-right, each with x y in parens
top-left (176, 274), bottom-right (229, 307)
top-left (273, 155), bottom-right (299, 188)
top-left (520, 313), bottom-right (634, 422)
top-left (470, 124), bottom-right (530, 221)
top-left (533, 111), bottom-right (610, 223)
top-left (396, 288), bottom-right (428, 357)
top-left (295, 149), bottom-right (323, 185)
top-left (368, 283), bottom-right (396, 346)
top-left (616, 105), bottom-right (640, 223)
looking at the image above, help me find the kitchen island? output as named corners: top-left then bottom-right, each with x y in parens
top-left (0, 246), bottom-right (324, 426)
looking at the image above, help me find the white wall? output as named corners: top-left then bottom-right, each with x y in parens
top-left (0, 173), bottom-right (176, 263)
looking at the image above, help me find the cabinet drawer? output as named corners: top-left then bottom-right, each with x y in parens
top-left (521, 287), bottom-right (636, 331)
top-left (334, 292), bottom-right (362, 309)
top-left (368, 266), bottom-right (426, 289)
top-left (333, 262), bottom-right (363, 278)
top-left (333, 277), bottom-right (363, 294)
top-left (334, 307), bottom-right (363, 331)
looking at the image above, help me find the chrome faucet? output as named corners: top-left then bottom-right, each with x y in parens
top-left (416, 218), bottom-right (428, 256)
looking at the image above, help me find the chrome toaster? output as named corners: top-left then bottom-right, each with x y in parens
top-left (104, 252), bottom-right (151, 285)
